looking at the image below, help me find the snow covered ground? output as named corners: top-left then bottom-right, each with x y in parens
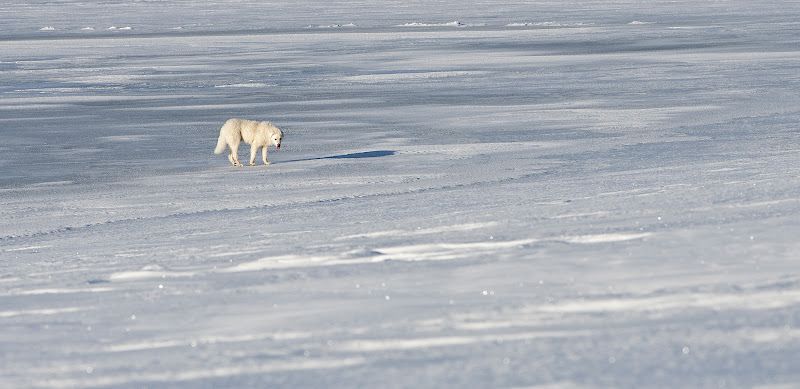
top-left (2, 1), bottom-right (800, 387)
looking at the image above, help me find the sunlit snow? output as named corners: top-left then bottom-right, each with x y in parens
top-left (2, 0), bottom-right (800, 388)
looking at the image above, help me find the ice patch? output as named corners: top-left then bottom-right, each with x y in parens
top-left (39, 26), bottom-right (55, 31)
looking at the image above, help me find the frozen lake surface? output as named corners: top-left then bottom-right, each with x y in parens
top-left (2, 1), bottom-right (800, 387)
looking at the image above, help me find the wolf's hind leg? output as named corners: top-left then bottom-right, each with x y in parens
top-left (229, 141), bottom-right (243, 167)
top-left (227, 148), bottom-right (235, 166)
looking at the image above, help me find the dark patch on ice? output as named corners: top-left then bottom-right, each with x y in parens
top-left (285, 150), bottom-right (395, 163)
top-left (87, 279), bottom-right (109, 284)
top-left (347, 247), bottom-right (384, 258)
top-left (326, 150), bottom-right (395, 159)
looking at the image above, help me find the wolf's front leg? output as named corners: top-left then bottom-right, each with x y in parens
top-left (250, 144), bottom-right (259, 166)
top-left (262, 146), bottom-right (271, 165)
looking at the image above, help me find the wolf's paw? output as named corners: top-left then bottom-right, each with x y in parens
top-left (264, 161), bottom-right (272, 165)
top-left (250, 162), bottom-right (256, 166)
top-left (234, 163), bottom-right (243, 167)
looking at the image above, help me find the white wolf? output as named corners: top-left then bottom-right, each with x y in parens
top-left (214, 119), bottom-right (283, 166)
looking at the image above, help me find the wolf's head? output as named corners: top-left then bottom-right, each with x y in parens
top-left (271, 128), bottom-right (283, 150)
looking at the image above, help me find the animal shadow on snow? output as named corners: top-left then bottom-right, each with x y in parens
top-left (285, 150), bottom-right (395, 163)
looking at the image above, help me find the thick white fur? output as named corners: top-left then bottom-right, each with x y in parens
top-left (214, 119), bottom-right (283, 166)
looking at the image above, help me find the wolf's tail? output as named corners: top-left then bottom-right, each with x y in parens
top-left (214, 133), bottom-right (226, 154)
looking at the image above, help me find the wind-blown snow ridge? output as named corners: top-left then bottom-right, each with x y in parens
top-left (399, 21), bottom-right (466, 27)
top-left (221, 238), bottom-right (539, 272)
top-left (336, 330), bottom-right (593, 352)
top-left (305, 23), bottom-right (357, 29)
top-left (5, 287), bottom-right (113, 296)
top-left (0, 306), bottom-right (91, 318)
top-left (108, 269), bottom-right (199, 281)
top-left (507, 22), bottom-right (594, 27)
top-left (558, 232), bottom-right (652, 244)
top-left (216, 233), bottom-right (656, 272)
top-left (100, 229), bottom-right (656, 281)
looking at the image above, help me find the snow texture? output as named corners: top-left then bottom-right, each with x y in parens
top-left (2, 1), bottom-right (800, 388)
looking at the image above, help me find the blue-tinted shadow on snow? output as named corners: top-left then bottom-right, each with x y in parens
top-left (284, 150), bottom-right (395, 163)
